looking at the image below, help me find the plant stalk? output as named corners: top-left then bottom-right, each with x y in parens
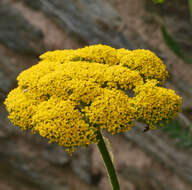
top-left (97, 131), bottom-right (120, 190)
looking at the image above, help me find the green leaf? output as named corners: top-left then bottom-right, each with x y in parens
top-left (161, 26), bottom-right (192, 64)
top-left (153, 0), bottom-right (165, 3)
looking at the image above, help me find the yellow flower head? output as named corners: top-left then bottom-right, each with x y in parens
top-left (133, 80), bottom-right (182, 129)
top-left (118, 49), bottom-right (168, 82)
top-left (4, 44), bottom-right (181, 152)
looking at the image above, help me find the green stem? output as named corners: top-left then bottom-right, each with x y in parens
top-left (97, 131), bottom-right (120, 190)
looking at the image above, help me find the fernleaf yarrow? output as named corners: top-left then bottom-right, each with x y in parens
top-left (4, 44), bottom-right (182, 153)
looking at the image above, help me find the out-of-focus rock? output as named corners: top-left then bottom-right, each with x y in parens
top-left (43, 144), bottom-right (70, 165)
top-left (0, 56), bottom-right (19, 96)
top-left (0, 3), bottom-right (44, 55)
top-left (0, 0), bottom-right (192, 189)
top-left (18, 0), bottom-right (42, 10)
top-left (18, 0), bottom-right (133, 48)
top-left (71, 148), bottom-right (92, 184)
top-left (124, 122), bottom-right (192, 184)
top-left (0, 137), bottom-right (69, 190)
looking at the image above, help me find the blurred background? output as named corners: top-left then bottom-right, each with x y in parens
top-left (0, 0), bottom-right (192, 189)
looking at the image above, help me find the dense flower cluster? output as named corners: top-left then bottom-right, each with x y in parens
top-left (4, 44), bottom-right (181, 152)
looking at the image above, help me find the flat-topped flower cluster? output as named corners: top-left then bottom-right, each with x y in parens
top-left (4, 44), bottom-right (182, 152)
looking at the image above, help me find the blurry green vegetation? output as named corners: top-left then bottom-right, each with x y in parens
top-left (189, 0), bottom-right (192, 17)
top-left (152, 0), bottom-right (192, 64)
top-left (163, 120), bottom-right (192, 148)
top-left (161, 26), bottom-right (192, 64)
top-left (152, 0), bottom-right (165, 3)
top-left (152, 0), bottom-right (192, 17)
